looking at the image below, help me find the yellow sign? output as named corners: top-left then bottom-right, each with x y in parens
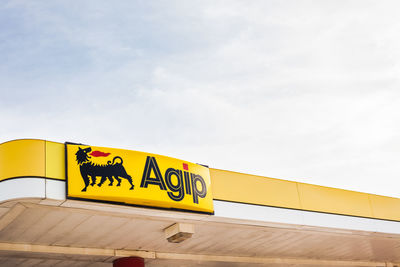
top-left (66, 144), bottom-right (214, 214)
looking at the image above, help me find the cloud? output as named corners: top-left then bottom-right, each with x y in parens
top-left (1, 1), bottom-right (400, 197)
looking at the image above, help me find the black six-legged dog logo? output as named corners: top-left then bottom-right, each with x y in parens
top-left (75, 147), bottom-right (134, 192)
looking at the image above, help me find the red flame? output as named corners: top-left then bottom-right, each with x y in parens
top-left (90, 151), bottom-right (111, 157)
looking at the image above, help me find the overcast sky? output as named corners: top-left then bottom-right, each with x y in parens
top-left (1, 1), bottom-right (400, 198)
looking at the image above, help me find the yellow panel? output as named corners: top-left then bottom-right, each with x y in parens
top-left (298, 183), bottom-right (373, 217)
top-left (210, 168), bottom-right (301, 209)
top-left (369, 195), bottom-right (400, 221)
top-left (2, 139), bottom-right (400, 221)
top-left (0, 139), bottom-right (45, 181)
top-left (45, 141), bottom-right (65, 180)
top-left (66, 144), bottom-right (214, 214)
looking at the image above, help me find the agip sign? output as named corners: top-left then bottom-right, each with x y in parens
top-left (66, 143), bottom-right (214, 214)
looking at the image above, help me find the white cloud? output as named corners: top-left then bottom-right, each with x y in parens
top-left (1, 1), bottom-right (400, 197)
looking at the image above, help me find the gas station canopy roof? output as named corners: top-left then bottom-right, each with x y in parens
top-left (0, 139), bottom-right (399, 266)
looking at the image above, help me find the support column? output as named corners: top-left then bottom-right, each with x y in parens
top-left (113, 257), bottom-right (145, 267)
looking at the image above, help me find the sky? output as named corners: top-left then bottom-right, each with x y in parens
top-left (1, 0), bottom-right (400, 198)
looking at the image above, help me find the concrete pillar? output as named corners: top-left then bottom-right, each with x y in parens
top-left (113, 257), bottom-right (145, 267)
